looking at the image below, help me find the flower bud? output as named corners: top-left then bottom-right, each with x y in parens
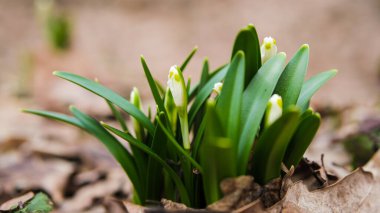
top-left (167, 65), bottom-right (187, 108)
top-left (265, 94), bottom-right (283, 128)
top-left (261, 37), bottom-right (277, 64)
top-left (213, 82), bottom-right (223, 95)
top-left (164, 88), bottom-right (178, 134)
top-left (130, 87), bottom-right (144, 140)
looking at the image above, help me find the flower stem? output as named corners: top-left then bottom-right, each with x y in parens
top-left (178, 108), bottom-right (190, 150)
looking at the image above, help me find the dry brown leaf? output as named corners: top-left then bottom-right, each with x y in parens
top-left (0, 157), bottom-right (74, 203)
top-left (0, 192), bottom-right (34, 211)
top-left (236, 150), bottom-right (380, 213)
top-left (59, 168), bottom-right (131, 212)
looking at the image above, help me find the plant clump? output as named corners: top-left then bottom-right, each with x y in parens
top-left (24, 24), bottom-right (337, 208)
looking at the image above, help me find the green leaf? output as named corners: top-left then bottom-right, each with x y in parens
top-left (274, 44), bottom-right (309, 109)
top-left (188, 64), bottom-right (226, 102)
top-left (69, 106), bottom-right (144, 204)
top-left (53, 71), bottom-right (154, 134)
top-left (140, 56), bottom-right (166, 114)
top-left (231, 24), bottom-right (261, 87)
top-left (216, 51), bottom-right (245, 143)
top-left (155, 118), bottom-right (203, 173)
top-left (191, 117), bottom-right (206, 160)
top-left (187, 77), bottom-right (192, 95)
top-left (22, 109), bottom-right (83, 128)
top-left (145, 113), bottom-right (167, 201)
top-left (251, 107), bottom-right (300, 184)
top-left (106, 100), bottom-right (128, 132)
top-left (238, 53), bottom-right (287, 174)
top-left (180, 46), bottom-right (198, 72)
top-left (188, 65), bottom-right (229, 125)
top-left (155, 79), bottom-right (166, 97)
top-left (24, 108), bottom-right (144, 204)
top-left (199, 58), bottom-right (210, 93)
top-left (200, 100), bottom-right (237, 204)
top-left (101, 122), bottom-right (191, 206)
top-left (283, 111), bottom-right (320, 168)
top-left (297, 69), bottom-right (337, 111)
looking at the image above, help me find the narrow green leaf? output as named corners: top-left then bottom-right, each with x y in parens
top-left (188, 65), bottom-right (229, 125)
top-left (191, 117), bottom-right (206, 160)
top-left (69, 106), bottom-right (144, 204)
top-left (238, 53), bottom-right (287, 174)
top-left (53, 71), bottom-right (154, 134)
top-left (296, 69), bottom-right (337, 111)
top-left (216, 51), bottom-right (245, 142)
top-left (102, 122), bottom-right (191, 206)
top-left (140, 56), bottom-right (166, 114)
top-left (145, 113), bottom-right (167, 201)
top-left (251, 108), bottom-right (300, 184)
top-left (155, 118), bottom-right (203, 173)
top-left (200, 100), bottom-right (236, 204)
top-left (22, 109), bottom-right (83, 128)
top-left (198, 58), bottom-right (210, 93)
top-left (24, 107), bottom-right (144, 204)
top-left (283, 112), bottom-right (320, 168)
top-left (106, 100), bottom-right (128, 132)
top-left (188, 64), bottom-right (226, 102)
top-left (274, 44), bottom-right (309, 109)
top-left (180, 46), bottom-right (198, 72)
top-left (155, 79), bottom-right (166, 97)
top-left (231, 24), bottom-right (261, 87)
top-left (187, 77), bottom-right (191, 95)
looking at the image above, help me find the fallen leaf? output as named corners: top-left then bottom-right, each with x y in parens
top-left (236, 150), bottom-right (380, 212)
top-left (0, 192), bottom-right (53, 213)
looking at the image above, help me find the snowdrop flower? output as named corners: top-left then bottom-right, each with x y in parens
top-left (167, 65), bottom-right (190, 149)
top-left (261, 37), bottom-right (277, 64)
top-left (265, 94), bottom-right (283, 128)
top-left (213, 82), bottom-right (223, 95)
top-left (167, 65), bottom-right (187, 108)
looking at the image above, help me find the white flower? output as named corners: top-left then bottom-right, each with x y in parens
top-left (265, 94), bottom-right (283, 128)
top-left (261, 37), bottom-right (278, 64)
top-left (213, 82), bottom-right (223, 95)
top-left (167, 65), bottom-right (187, 108)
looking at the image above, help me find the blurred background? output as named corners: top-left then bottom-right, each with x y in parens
top-left (1, 0), bottom-right (380, 211)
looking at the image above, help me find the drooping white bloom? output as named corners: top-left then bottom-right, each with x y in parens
top-left (261, 37), bottom-right (278, 64)
top-left (167, 65), bottom-right (186, 108)
top-left (265, 94), bottom-right (283, 128)
top-left (213, 82), bottom-right (223, 95)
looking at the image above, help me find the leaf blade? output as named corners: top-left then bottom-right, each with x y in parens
top-left (251, 108), bottom-right (300, 184)
top-left (102, 122), bottom-right (191, 206)
top-left (283, 112), bottom-right (321, 168)
top-left (53, 71), bottom-right (155, 134)
top-left (180, 47), bottom-right (198, 72)
top-left (238, 53), bottom-right (287, 174)
top-left (140, 56), bottom-right (166, 114)
top-left (231, 24), bottom-right (261, 87)
top-left (216, 51), bottom-right (245, 143)
top-left (69, 106), bottom-right (144, 203)
top-left (274, 44), bottom-right (309, 109)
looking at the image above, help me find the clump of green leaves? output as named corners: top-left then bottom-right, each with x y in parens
top-left (24, 24), bottom-right (336, 208)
